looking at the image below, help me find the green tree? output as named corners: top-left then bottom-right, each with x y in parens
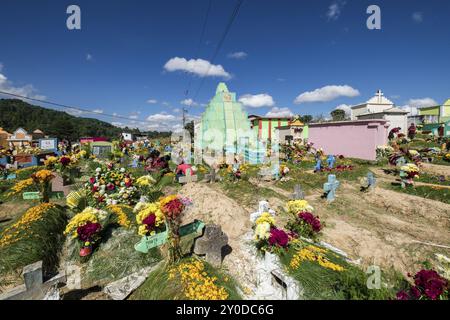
top-left (331, 109), bottom-right (346, 121)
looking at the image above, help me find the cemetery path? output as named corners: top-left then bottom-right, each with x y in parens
top-left (313, 181), bottom-right (450, 274)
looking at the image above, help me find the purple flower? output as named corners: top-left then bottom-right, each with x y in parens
top-left (77, 222), bottom-right (101, 242)
top-left (298, 212), bottom-right (322, 232)
top-left (396, 290), bottom-right (410, 300)
top-left (268, 228), bottom-right (289, 248)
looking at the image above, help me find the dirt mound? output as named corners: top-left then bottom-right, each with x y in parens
top-left (179, 182), bottom-right (251, 240)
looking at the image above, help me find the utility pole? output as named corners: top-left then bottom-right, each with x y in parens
top-left (182, 107), bottom-right (187, 128)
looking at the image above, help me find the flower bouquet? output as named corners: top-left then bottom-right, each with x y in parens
top-left (85, 166), bottom-right (138, 207)
top-left (159, 194), bottom-right (186, 263)
top-left (31, 169), bottom-right (54, 203)
top-left (396, 269), bottom-right (448, 300)
top-left (253, 212), bottom-right (290, 255)
top-left (135, 202), bottom-right (165, 236)
top-left (64, 207), bottom-right (108, 258)
top-left (135, 175), bottom-right (160, 202)
top-left (285, 200), bottom-right (322, 241)
top-left (399, 163), bottom-right (420, 188)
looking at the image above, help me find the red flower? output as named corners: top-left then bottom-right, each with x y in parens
top-left (77, 221), bottom-right (101, 242)
top-left (162, 198), bottom-right (185, 219)
top-left (268, 228), bottom-right (289, 248)
top-left (298, 212), bottom-right (322, 232)
top-left (60, 156), bottom-right (71, 166)
top-left (89, 177), bottom-right (96, 184)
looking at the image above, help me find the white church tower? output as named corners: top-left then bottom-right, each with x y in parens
top-left (351, 90), bottom-right (408, 133)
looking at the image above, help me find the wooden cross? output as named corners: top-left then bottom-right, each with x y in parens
top-left (0, 261), bottom-right (66, 300)
top-left (323, 174), bottom-right (340, 202)
top-left (193, 224), bottom-right (228, 267)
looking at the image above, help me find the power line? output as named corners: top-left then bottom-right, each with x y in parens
top-left (0, 90), bottom-right (148, 123)
top-left (190, 0), bottom-right (244, 107)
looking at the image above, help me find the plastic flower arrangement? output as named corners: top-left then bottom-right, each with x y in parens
top-left (64, 207), bottom-right (108, 257)
top-left (396, 269), bottom-right (449, 300)
top-left (107, 204), bottom-right (132, 229)
top-left (44, 156), bottom-right (58, 169)
top-left (135, 202), bottom-right (165, 236)
top-left (444, 153), bottom-right (450, 162)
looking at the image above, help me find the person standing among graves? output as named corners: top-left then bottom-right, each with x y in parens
top-left (438, 124), bottom-right (445, 142)
top-left (408, 123), bottom-right (417, 140)
top-left (388, 127), bottom-right (401, 140)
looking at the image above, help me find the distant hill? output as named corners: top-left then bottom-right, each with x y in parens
top-left (0, 99), bottom-right (170, 141)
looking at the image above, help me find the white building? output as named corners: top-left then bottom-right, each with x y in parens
top-left (351, 90), bottom-right (408, 133)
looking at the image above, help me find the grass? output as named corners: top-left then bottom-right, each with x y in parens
top-left (384, 183), bottom-right (450, 204)
top-left (129, 258), bottom-right (242, 300)
top-left (417, 172), bottom-right (450, 186)
top-left (0, 203), bottom-right (67, 289)
top-left (220, 179), bottom-right (286, 207)
top-left (278, 241), bottom-right (406, 300)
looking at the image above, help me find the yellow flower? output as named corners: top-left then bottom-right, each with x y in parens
top-left (255, 212), bottom-right (275, 226)
top-left (64, 208), bottom-right (100, 238)
top-left (6, 178), bottom-right (34, 198)
top-left (107, 205), bottom-right (131, 228)
top-left (290, 245), bottom-right (344, 272)
top-left (0, 203), bottom-right (56, 248)
top-left (136, 175), bottom-right (156, 187)
top-left (286, 200), bottom-right (314, 214)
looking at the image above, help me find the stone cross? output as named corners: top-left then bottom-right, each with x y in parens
top-left (0, 261), bottom-right (66, 300)
top-left (367, 172), bottom-right (376, 189)
top-left (291, 184), bottom-right (305, 200)
top-left (250, 200), bottom-right (276, 223)
top-left (178, 168), bottom-right (198, 184)
top-left (204, 167), bottom-right (218, 183)
top-left (314, 158), bottom-right (322, 172)
top-left (51, 174), bottom-right (71, 196)
top-left (194, 224), bottom-right (228, 267)
top-left (326, 155), bottom-right (336, 169)
top-left (323, 174), bottom-right (340, 202)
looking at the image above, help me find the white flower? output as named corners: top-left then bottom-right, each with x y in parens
top-left (120, 168), bottom-right (126, 173)
top-left (96, 167), bottom-right (102, 172)
top-left (97, 209), bottom-right (108, 221)
top-left (254, 222), bottom-right (271, 241)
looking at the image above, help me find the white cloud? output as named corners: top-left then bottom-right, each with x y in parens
top-left (173, 108), bottom-right (181, 113)
top-left (146, 99), bottom-right (157, 104)
top-left (334, 104), bottom-right (352, 117)
top-left (294, 85), bottom-right (360, 104)
top-left (0, 64), bottom-right (46, 100)
top-left (92, 109), bottom-right (104, 114)
top-left (164, 57), bottom-right (231, 79)
top-left (239, 93), bottom-right (275, 108)
top-left (129, 115), bottom-right (139, 120)
top-left (162, 101), bottom-right (170, 106)
top-left (180, 98), bottom-right (198, 107)
top-left (227, 51), bottom-right (248, 59)
top-left (276, 78), bottom-right (286, 82)
top-left (65, 109), bottom-right (84, 117)
top-left (412, 12), bottom-right (423, 23)
top-left (265, 107), bottom-right (293, 117)
top-left (327, 1), bottom-right (346, 21)
top-left (86, 53), bottom-right (93, 61)
top-left (111, 122), bottom-right (124, 127)
top-left (146, 113), bottom-right (176, 122)
top-left (400, 98), bottom-right (438, 116)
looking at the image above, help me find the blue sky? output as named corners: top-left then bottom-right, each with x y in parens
top-left (0, 0), bottom-right (449, 131)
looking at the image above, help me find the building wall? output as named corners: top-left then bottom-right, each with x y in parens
top-left (308, 120), bottom-right (389, 160)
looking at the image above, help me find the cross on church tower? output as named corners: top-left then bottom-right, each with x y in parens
top-left (376, 89), bottom-right (384, 103)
